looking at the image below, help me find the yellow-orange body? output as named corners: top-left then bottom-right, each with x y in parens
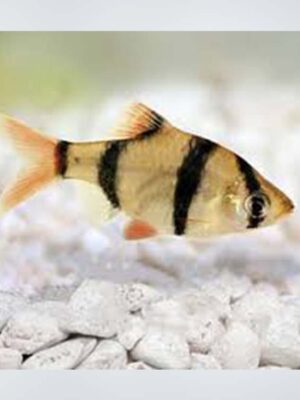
top-left (0, 103), bottom-right (294, 240)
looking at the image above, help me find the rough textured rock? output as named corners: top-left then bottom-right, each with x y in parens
top-left (22, 337), bottom-right (97, 369)
top-left (31, 301), bottom-right (69, 322)
top-left (0, 276), bottom-right (300, 369)
top-left (148, 295), bottom-right (226, 353)
top-left (211, 322), bottom-right (260, 369)
top-left (0, 292), bottom-right (29, 331)
top-left (199, 278), bottom-right (231, 305)
top-left (282, 295), bottom-right (300, 323)
top-left (175, 289), bottom-right (231, 320)
top-left (191, 353), bottom-right (221, 369)
top-left (1, 309), bottom-right (67, 354)
top-left (117, 283), bottom-right (163, 312)
top-left (78, 340), bottom-right (127, 369)
top-left (117, 315), bottom-right (146, 350)
top-left (186, 310), bottom-right (226, 353)
top-left (0, 348), bottom-right (22, 369)
top-left (61, 280), bottom-right (127, 338)
top-left (260, 308), bottom-right (300, 368)
top-left (127, 361), bottom-right (153, 369)
top-left (143, 299), bottom-right (188, 336)
top-left (131, 329), bottom-right (191, 369)
top-left (231, 285), bottom-right (281, 337)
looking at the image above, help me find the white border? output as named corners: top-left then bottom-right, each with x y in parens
top-left (0, 1), bottom-right (300, 399)
top-left (0, 371), bottom-right (299, 399)
top-left (0, 0), bottom-right (299, 30)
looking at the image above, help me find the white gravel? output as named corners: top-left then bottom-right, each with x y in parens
top-left (0, 348), bottom-right (22, 369)
top-left (0, 292), bottom-right (29, 330)
top-left (1, 309), bottom-right (67, 354)
top-left (191, 353), bottom-right (221, 369)
top-left (211, 321), bottom-right (261, 369)
top-left (231, 285), bottom-right (281, 337)
top-left (61, 280), bottom-right (127, 338)
top-left (78, 340), bottom-right (127, 369)
top-left (126, 361), bottom-right (153, 369)
top-left (117, 283), bottom-right (164, 313)
top-left (0, 276), bottom-right (299, 369)
top-left (131, 329), bottom-right (191, 369)
top-left (186, 309), bottom-right (226, 353)
top-left (260, 307), bottom-right (300, 368)
top-left (22, 337), bottom-right (97, 369)
top-left (117, 314), bottom-right (146, 350)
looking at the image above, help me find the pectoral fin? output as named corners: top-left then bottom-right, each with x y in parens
top-left (124, 219), bottom-right (158, 240)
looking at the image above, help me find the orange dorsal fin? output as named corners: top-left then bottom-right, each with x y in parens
top-left (124, 219), bottom-right (158, 240)
top-left (111, 103), bottom-right (169, 140)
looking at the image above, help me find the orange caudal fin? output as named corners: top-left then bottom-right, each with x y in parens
top-left (0, 114), bottom-right (60, 215)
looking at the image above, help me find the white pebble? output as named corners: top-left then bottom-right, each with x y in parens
top-left (281, 295), bottom-right (300, 324)
top-left (260, 365), bottom-right (291, 369)
top-left (211, 322), bottom-right (260, 369)
top-left (2, 310), bottom-right (67, 354)
top-left (0, 292), bottom-right (29, 331)
top-left (62, 280), bottom-right (127, 337)
top-left (200, 278), bottom-right (231, 305)
top-left (231, 286), bottom-right (281, 337)
top-left (117, 283), bottom-right (163, 312)
top-left (78, 340), bottom-right (127, 369)
top-left (176, 289), bottom-right (231, 320)
top-left (117, 315), bottom-right (146, 350)
top-left (0, 348), bottom-right (22, 369)
top-left (22, 337), bottom-right (97, 369)
top-left (31, 301), bottom-right (69, 322)
top-left (186, 310), bottom-right (226, 353)
top-left (143, 297), bottom-right (225, 353)
top-left (191, 353), bottom-right (221, 369)
top-left (143, 299), bottom-right (188, 336)
top-left (261, 308), bottom-right (300, 368)
top-left (131, 329), bottom-right (191, 369)
top-left (127, 361), bottom-right (153, 369)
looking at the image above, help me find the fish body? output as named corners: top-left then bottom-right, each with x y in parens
top-left (0, 103), bottom-right (294, 240)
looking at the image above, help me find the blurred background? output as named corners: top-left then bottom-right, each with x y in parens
top-left (0, 32), bottom-right (300, 297)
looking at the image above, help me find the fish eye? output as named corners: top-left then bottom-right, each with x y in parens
top-left (244, 192), bottom-right (270, 219)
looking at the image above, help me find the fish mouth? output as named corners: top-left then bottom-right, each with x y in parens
top-left (277, 195), bottom-right (295, 220)
top-left (284, 195), bottom-right (295, 213)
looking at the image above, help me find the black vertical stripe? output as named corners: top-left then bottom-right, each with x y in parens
top-left (173, 137), bottom-right (216, 235)
top-left (56, 140), bottom-right (70, 176)
top-left (236, 156), bottom-right (261, 193)
top-left (236, 155), bottom-right (263, 228)
top-left (98, 112), bottom-right (164, 208)
top-left (98, 141), bottom-right (128, 208)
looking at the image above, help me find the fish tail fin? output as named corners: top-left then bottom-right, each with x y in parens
top-left (0, 114), bottom-right (62, 214)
